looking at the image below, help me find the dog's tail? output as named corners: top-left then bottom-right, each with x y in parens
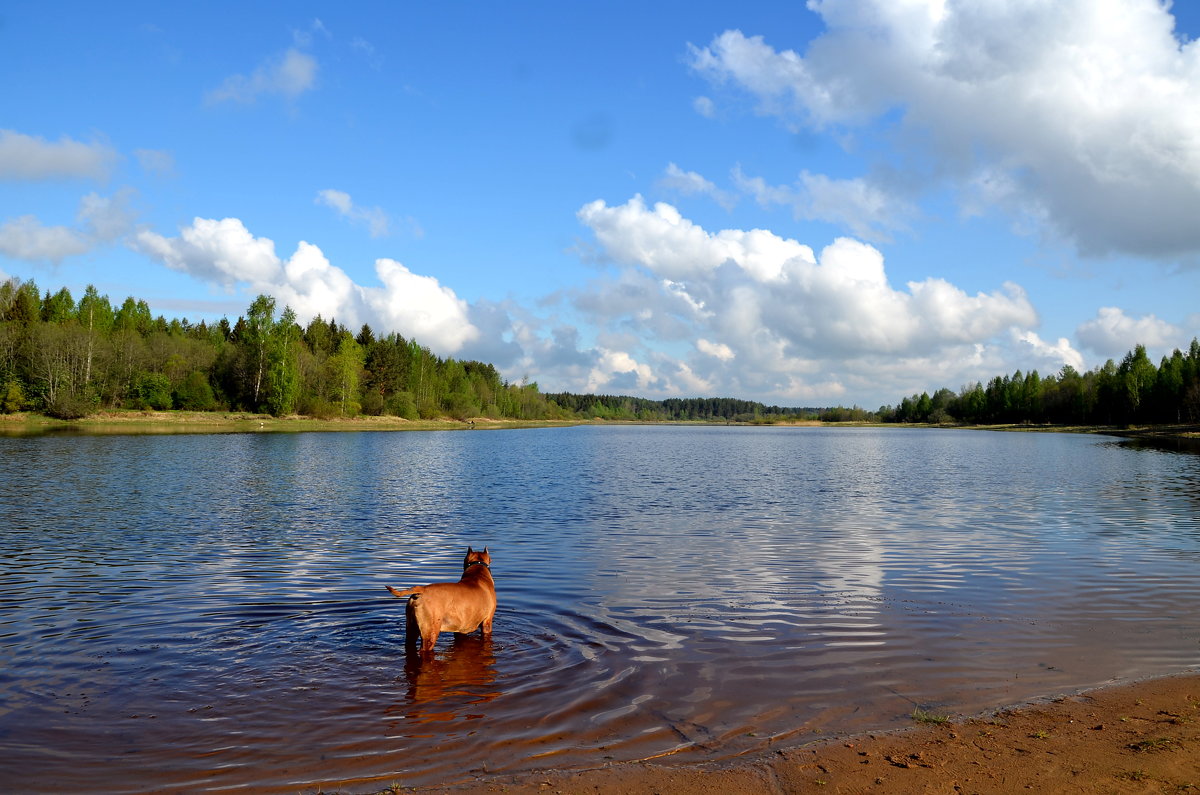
top-left (386, 585), bottom-right (425, 598)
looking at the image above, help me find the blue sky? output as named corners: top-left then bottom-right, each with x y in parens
top-left (3, 1), bottom-right (1199, 409)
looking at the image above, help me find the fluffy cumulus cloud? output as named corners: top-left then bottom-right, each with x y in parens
top-left (570, 195), bottom-right (1069, 404)
top-left (368, 258), bottom-right (478, 351)
top-left (207, 48), bottom-right (318, 104)
top-left (132, 217), bottom-right (478, 355)
top-left (0, 191), bottom-right (136, 264)
top-left (1013, 330), bottom-right (1086, 374)
top-left (689, 0), bottom-right (1200, 261)
top-left (0, 129), bottom-right (117, 181)
top-left (586, 349), bottom-right (655, 393)
top-left (135, 217), bottom-right (280, 287)
top-left (1076, 306), bottom-right (1183, 357)
top-left (126, 199), bottom-right (1087, 406)
top-left (0, 217), bottom-right (91, 263)
top-left (579, 194), bottom-right (815, 282)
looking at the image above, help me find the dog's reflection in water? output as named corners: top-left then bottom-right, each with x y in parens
top-left (389, 633), bottom-right (501, 725)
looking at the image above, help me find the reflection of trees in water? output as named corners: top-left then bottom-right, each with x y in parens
top-left (386, 634), bottom-right (501, 726)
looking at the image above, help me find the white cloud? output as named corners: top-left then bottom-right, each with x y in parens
top-left (0, 216), bottom-right (91, 263)
top-left (124, 202), bottom-right (1081, 407)
top-left (567, 195), bottom-right (1059, 404)
top-left (316, 188), bottom-right (392, 238)
top-left (689, 1), bottom-right (1200, 261)
top-left (276, 240), bottom-right (361, 323)
top-left (578, 194), bottom-right (815, 282)
top-left (132, 217), bottom-right (478, 354)
top-left (0, 191), bottom-right (136, 263)
top-left (1076, 306), bottom-right (1183, 358)
top-left (207, 48), bottom-right (318, 104)
top-left (734, 166), bottom-right (915, 241)
top-left (586, 348), bottom-right (654, 393)
top-left (0, 129), bottom-right (116, 181)
top-left (1013, 330), bottom-right (1085, 374)
top-left (697, 338), bottom-right (735, 361)
top-left (78, 190), bottom-right (137, 242)
top-left (135, 217), bottom-right (280, 287)
top-left (657, 163), bottom-right (735, 209)
top-left (368, 258), bottom-right (479, 351)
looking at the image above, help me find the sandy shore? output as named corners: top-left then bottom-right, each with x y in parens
top-left (394, 672), bottom-right (1200, 795)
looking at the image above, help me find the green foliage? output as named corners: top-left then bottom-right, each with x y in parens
top-left (884, 339), bottom-right (1200, 427)
top-left (264, 307), bottom-right (300, 416)
top-left (1, 379), bottom-right (27, 413)
top-left (114, 296), bottom-right (152, 335)
top-left (45, 391), bottom-right (94, 420)
top-left (544, 393), bottom-right (824, 422)
top-left (173, 371), bottom-right (216, 411)
top-left (387, 391), bottom-right (419, 419)
top-left (298, 396), bottom-right (338, 420)
top-left (911, 707), bottom-right (951, 725)
top-left (359, 389), bottom-right (386, 416)
top-left (41, 287), bottom-right (75, 323)
top-left (134, 372), bottom-right (173, 410)
top-left (444, 388), bottom-right (480, 420)
top-left (327, 331), bottom-right (364, 416)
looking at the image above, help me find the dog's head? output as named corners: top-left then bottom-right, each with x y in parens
top-left (463, 546), bottom-right (491, 570)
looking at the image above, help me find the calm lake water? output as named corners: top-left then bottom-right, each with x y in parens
top-left (1, 425), bottom-right (1199, 792)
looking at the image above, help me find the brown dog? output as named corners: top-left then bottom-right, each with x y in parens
top-left (386, 547), bottom-right (496, 655)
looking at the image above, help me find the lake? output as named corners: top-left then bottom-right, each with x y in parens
top-left (1, 425), bottom-right (1198, 792)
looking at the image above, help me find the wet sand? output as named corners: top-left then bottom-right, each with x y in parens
top-left (402, 672), bottom-right (1200, 794)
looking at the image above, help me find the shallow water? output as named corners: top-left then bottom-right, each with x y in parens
top-left (1, 426), bottom-right (1198, 792)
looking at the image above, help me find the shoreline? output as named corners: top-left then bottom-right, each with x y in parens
top-left (390, 670), bottom-right (1200, 794)
top-left (2, 410), bottom-right (1198, 442)
top-left (0, 409), bottom-right (584, 435)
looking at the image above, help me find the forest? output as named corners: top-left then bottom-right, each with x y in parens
top-left (2, 277), bottom-right (1195, 428)
top-left (0, 279), bottom-right (555, 421)
top-left (0, 278), bottom-right (827, 424)
top-left (880, 341), bottom-right (1200, 426)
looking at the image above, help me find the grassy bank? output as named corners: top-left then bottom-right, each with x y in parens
top-left (0, 409), bottom-right (584, 435)
top-left (3, 410), bottom-right (1198, 441)
top-left (954, 421), bottom-right (1200, 441)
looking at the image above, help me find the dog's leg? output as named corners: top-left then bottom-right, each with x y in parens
top-left (421, 624), bottom-right (440, 655)
top-left (405, 598), bottom-right (420, 652)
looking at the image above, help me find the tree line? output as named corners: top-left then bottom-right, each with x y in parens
top-left (543, 393), bottom-right (832, 423)
top-left (0, 279), bottom-right (555, 421)
top-left (881, 341), bottom-right (1200, 426)
top-left (6, 278), bottom-right (1193, 428)
top-left (540, 394), bottom-right (878, 423)
top-left (0, 278), bottom-right (833, 424)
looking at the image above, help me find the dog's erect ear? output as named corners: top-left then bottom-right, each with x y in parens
top-left (467, 545), bottom-right (474, 553)
top-left (483, 546), bottom-right (489, 554)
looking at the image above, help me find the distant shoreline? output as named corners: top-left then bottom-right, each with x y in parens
top-left (1, 410), bottom-right (1198, 441)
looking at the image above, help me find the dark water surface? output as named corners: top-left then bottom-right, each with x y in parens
top-left (2, 426), bottom-right (1199, 792)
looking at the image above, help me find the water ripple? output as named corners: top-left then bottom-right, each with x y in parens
top-left (1, 427), bottom-right (1199, 790)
